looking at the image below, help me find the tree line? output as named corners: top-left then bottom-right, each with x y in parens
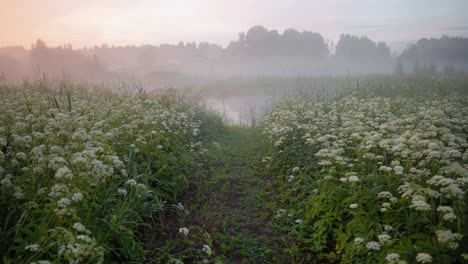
top-left (0, 25), bottom-right (467, 80)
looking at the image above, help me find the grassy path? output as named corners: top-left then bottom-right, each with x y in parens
top-left (144, 127), bottom-right (284, 263)
top-left (191, 127), bottom-right (276, 263)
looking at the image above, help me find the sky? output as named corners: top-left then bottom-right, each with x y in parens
top-left (1, 0), bottom-right (467, 51)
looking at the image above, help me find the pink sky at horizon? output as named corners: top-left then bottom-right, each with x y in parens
top-left (1, 0), bottom-right (467, 50)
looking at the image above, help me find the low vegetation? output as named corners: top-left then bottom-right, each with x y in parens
top-left (0, 83), bottom-right (222, 263)
top-left (1, 76), bottom-right (467, 263)
top-left (261, 79), bottom-right (468, 263)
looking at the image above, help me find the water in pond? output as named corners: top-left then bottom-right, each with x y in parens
top-left (205, 95), bottom-right (273, 126)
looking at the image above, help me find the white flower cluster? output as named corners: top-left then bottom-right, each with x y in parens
top-left (415, 253), bottom-right (432, 263)
top-left (202, 244), bottom-right (212, 255)
top-left (435, 230), bottom-right (463, 249)
top-left (178, 227), bottom-right (189, 236)
top-left (385, 253), bottom-right (400, 264)
top-left (0, 87), bottom-right (210, 263)
top-left (262, 93), bottom-right (468, 262)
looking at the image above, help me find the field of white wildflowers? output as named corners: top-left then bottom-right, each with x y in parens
top-left (262, 83), bottom-right (468, 263)
top-left (0, 84), bottom-right (222, 263)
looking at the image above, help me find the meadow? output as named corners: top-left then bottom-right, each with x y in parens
top-left (0, 82), bottom-right (223, 263)
top-left (0, 76), bottom-right (467, 263)
top-left (261, 77), bottom-right (468, 263)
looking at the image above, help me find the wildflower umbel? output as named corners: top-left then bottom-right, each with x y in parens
top-left (416, 253), bottom-right (432, 263)
top-left (178, 227), bottom-right (189, 236)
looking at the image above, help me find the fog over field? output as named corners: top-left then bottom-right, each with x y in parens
top-left (1, 28), bottom-right (468, 81)
top-left (1, 1), bottom-right (468, 263)
top-left (2, 1), bottom-right (468, 123)
top-left (1, 1), bottom-right (468, 83)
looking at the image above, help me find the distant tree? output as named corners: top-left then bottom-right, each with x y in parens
top-left (30, 39), bottom-right (51, 72)
top-left (413, 59), bottom-right (422, 74)
top-left (334, 34), bottom-right (392, 74)
top-left (443, 64), bottom-right (456, 75)
top-left (295, 30), bottom-right (328, 59)
top-left (335, 34), bottom-right (391, 61)
top-left (226, 32), bottom-right (247, 56)
top-left (34, 39), bottom-right (47, 49)
top-left (0, 55), bottom-right (23, 79)
top-left (225, 25), bottom-right (328, 59)
top-left (427, 63), bottom-right (438, 75)
top-left (399, 36), bottom-right (468, 73)
top-left (245, 25), bottom-right (271, 56)
top-left (394, 58), bottom-right (404, 75)
top-left (282, 28), bottom-right (302, 55)
top-left (30, 39), bottom-right (99, 78)
top-left (138, 46), bottom-right (156, 67)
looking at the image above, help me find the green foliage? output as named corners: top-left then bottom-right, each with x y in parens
top-left (0, 85), bottom-right (222, 263)
top-left (261, 78), bottom-right (468, 263)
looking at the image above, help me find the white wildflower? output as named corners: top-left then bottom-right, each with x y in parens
top-left (72, 192), bottom-right (83, 202)
top-left (16, 152), bottom-right (27, 160)
top-left (202, 244), bottom-right (212, 255)
top-left (117, 188), bottom-right (127, 196)
top-left (416, 253), bottom-right (432, 263)
top-left (178, 227), bottom-right (189, 236)
top-left (168, 259), bottom-right (183, 264)
top-left (440, 183), bottom-right (465, 199)
top-left (409, 195), bottom-right (431, 211)
top-left (384, 225), bottom-right (393, 232)
top-left (1, 177), bottom-right (12, 187)
top-left (126, 179), bottom-right (137, 186)
top-left (382, 202), bottom-right (391, 208)
top-left (435, 230), bottom-right (463, 244)
top-left (77, 235), bottom-right (93, 243)
top-left (378, 191), bottom-right (393, 199)
top-left (378, 233), bottom-right (391, 244)
top-left (275, 209), bottom-right (287, 219)
top-left (348, 176), bottom-right (360, 182)
top-left (365, 241), bottom-right (381, 250)
top-left (385, 253), bottom-right (400, 264)
top-left (318, 160), bottom-right (332, 166)
top-left (379, 166), bottom-right (393, 172)
top-left (442, 212), bottom-right (457, 221)
top-left (25, 244), bottom-right (39, 251)
top-left (176, 202), bottom-right (185, 211)
top-left (13, 188), bottom-right (23, 199)
top-left (436, 206), bottom-right (453, 213)
top-left (354, 237), bottom-right (365, 245)
top-left (57, 198), bottom-right (71, 208)
top-left (55, 166), bottom-right (74, 180)
top-left (73, 223), bottom-right (86, 232)
top-left (31, 260), bottom-right (51, 264)
top-left (27, 201), bottom-right (39, 209)
top-left (393, 166), bottom-right (404, 175)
